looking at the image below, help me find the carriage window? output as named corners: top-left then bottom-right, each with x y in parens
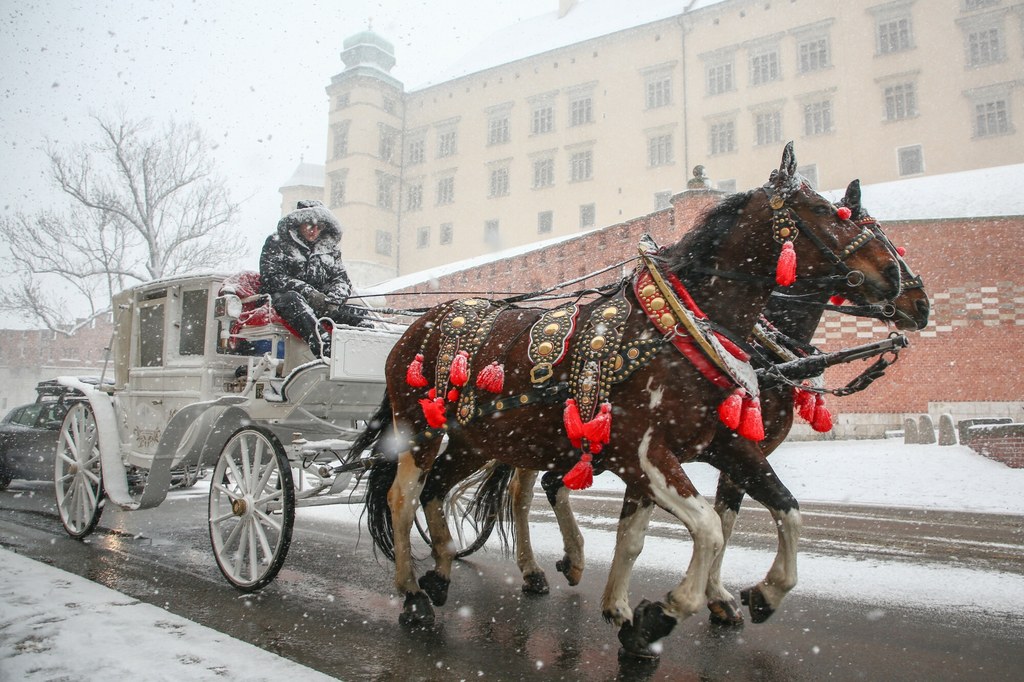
top-left (138, 303), bottom-right (165, 367)
top-left (179, 289), bottom-right (209, 356)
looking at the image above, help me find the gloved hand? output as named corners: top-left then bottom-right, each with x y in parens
top-left (306, 290), bottom-right (328, 315)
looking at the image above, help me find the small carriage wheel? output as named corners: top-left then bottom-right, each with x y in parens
top-left (209, 426), bottom-right (295, 592)
top-left (54, 402), bottom-right (105, 539)
top-left (413, 487), bottom-right (498, 560)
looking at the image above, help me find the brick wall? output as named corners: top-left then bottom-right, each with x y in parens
top-left (962, 424), bottom-right (1024, 468)
top-left (384, 189), bottom-right (1024, 434)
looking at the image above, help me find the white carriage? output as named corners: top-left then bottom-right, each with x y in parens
top-left (54, 273), bottom-right (400, 591)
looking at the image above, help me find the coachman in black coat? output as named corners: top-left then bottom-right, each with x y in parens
top-left (259, 200), bottom-right (368, 356)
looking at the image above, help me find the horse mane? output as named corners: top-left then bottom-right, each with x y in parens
top-left (659, 190), bottom-right (754, 277)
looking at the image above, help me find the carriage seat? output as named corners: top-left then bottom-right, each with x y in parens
top-left (215, 271), bottom-right (301, 356)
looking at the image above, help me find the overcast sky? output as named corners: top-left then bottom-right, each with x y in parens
top-left (0, 0), bottom-right (552, 326)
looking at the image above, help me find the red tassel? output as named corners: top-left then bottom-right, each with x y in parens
top-left (738, 396), bottom-right (765, 441)
top-left (449, 350), bottom-right (469, 386)
top-left (718, 388), bottom-right (744, 430)
top-left (582, 403), bottom-right (612, 453)
top-left (829, 295), bottom-right (846, 306)
top-left (562, 453), bottom-right (594, 490)
top-left (427, 387), bottom-right (437, 400)
top-left (419, 396), bottom-right (447, 428)
top-left (811, 394), bottom-right (833, 432)
top-left (447, 388), bottom-right (460, 403)
top-left (475, 361), bottom-right (505, 393)
top-left (793, 387), bottom-right (813, 417)
top-left (406, 354), bottom-right (429, 388)
top-left (836, 206), bottom-right (852, 221)
top-left (563, 399), bottom-right (584, 448)
top-left (896, 246), bottom-right (907, 257)
top-left (776, 241), bottom-right (797, 286)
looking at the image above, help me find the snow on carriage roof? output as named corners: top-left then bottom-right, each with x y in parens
top-left (823, 163), bottom-right (1024, 223)
top-left (365, 162), bottom-right (1024, 295)
top-left (411, 0), bottom-right (728, 90)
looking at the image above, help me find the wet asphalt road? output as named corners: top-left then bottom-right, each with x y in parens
top-left (2, 480), bottom-right (1023, 682)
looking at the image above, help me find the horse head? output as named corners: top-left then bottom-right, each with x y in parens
top-left (760, 142), bottom-right (903, 306)
top-left (837, 179), bottom-right (930, 331)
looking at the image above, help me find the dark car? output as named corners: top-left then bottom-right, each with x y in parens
top-left (0, 377), bottom-right (110, 490)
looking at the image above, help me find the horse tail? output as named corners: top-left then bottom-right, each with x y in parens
top-left (354, 392), bottom-right (398, 561)
top-left (455, 461), bottom-right (517, 556)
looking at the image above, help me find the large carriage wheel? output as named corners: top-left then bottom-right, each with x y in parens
top-left (208, 426), bottom-right (295, 591)
top-left (54, 402), bottom-right (105, 538)
top-left (413, 482), bottom-right (498, 559)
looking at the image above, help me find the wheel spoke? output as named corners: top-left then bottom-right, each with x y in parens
top-left (252, 507), bottom-right (282, 534)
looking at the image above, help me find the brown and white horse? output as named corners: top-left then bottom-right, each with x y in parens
top-left (357, 144), bottom-right (904, 653)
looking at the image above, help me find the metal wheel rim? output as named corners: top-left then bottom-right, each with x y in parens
top-left (54, 402), bottom-right (103, 537)
top-left (209, 428), bottom-right (293, 590)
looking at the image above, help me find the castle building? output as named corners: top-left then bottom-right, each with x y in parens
top-left (307, 0), bottom-right (1023, 287)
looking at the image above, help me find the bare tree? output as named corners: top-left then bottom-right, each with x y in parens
top-left (0, 113), bottom-right (243, 334)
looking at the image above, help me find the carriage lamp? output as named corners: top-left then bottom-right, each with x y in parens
top-left (213, 294), bottom-right (243, 348)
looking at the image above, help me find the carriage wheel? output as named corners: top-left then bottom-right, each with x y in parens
top-left (413, 484), bottom-right (498, 559)
top-left (208, 426), bottom-right (295, 592)
top-left (54, 402), bottom-right (105, 539)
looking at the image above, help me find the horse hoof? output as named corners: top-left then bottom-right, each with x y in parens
top-left (399, 591), bottom-right (435, 627)
top-left (522, 571), bottom-right (550, 595)
top-left (555, 556), bottom-right (582, 586)
top-left (740, 586), bottom-right (775, 624)
top-left (418, 570), bottom-right (450, 607)
top-left (707, 599), bottom-right (745, 628)
top-left (617, 599), bottom-right (677, 659)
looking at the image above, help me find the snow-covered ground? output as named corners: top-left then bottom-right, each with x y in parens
top-left (1, 439), bottom-right (1022, 680)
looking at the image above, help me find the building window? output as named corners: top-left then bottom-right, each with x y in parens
top-left (416, 226), bottom-right (430, 249)
top-left (532, 104), bottom-right (554, 134)
top-left (570, 96), bottom-right (593, 126)
top-left (877, 17), bottom-right (912, 55)
top-left (437, 129), bottom-right (458, 158)
top-left (974, 98), bottom-right (1010, 137)
top-left (647, 133), bottom-right (673, 167)
top-left (329, 171), bottom-right (346, 208)
top-left (376, 172), bottom-right (396, 210)
top-left (750, 49), bottom-right (780, 86)
top-left (796, 164), bottom-right (818, 189)
top-left (375, 230), bottom-right (392, 256)
top-left (335, 93), bottom-right (350, 109)
top-left (331, 121), bottom-right (349, 159)
top-left (755, 110), bottom-right (782, 146)
top-left (884, 82), bottom-right (918, 121)
top-left (967, 27), bottom-right (1002, 66)
top-left (538, 210), bottom-right (553, 234)
top-left (533, 158), bottom-right (555, 188)
top-left (406, 137), bottom-right (425, 165)
top-left (898, 145), bottom-right (924, 176)
top-left (654, 191), bottom-right (672, 210)
top-left (797, 36), bottom-right (830, 73)
top-left (484, 219), bottom-right (500, 247)
top-left (378, 125), bottom-right (398, 162)
top-left (405, 183), bottom-right (423, 212)
top-left (488, 116), bottom-right (510, 145)
top-left (803, 100), bottom-right (834, 136)
top-left (436, 176), bottom-right (455, 205)
top-left (709, 121), bottom-right (736, 155)
top-left (706, 62), bottom-right (734, 96)
top-left (570, 150), bottom-right (593, 182)
top-left (646, 75), bottom-right (672, 109)
top-left (489, 167), bottom-right (510, 197)
top-left (579, 203), bottom-right (596, 230)
top-left (440, 222), bottom-right (453, 245)
top-left (383, 97), bottom-right (396, 114)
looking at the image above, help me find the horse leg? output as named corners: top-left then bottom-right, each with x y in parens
top-left (541, 470), bottom-right (585, 586)
top-left (600, 485), bottom-right (654, 627)
top-left (617, 430), bottom-right (724, 659)
top-left (388, 448), bottom-right (434, 626)
top-left (705, 472), bottom-right (746, 627)
top-left (510, 468), bottom-right (550, 594)
top-left (708, 442), bottom-right (801, 624)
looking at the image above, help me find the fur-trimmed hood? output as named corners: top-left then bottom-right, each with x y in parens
top-left (276, 199), bottom-right (342, 250)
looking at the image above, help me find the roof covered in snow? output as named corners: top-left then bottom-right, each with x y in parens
top-left (280, 162), bottom-right (325, 189)
top-left (413, 0), bottom-right (727, 89)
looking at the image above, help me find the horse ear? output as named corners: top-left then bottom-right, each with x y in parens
top-left (844, 179), bottom-right (862, 213)
top-left (779, 141), bottom-right (797, 182)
